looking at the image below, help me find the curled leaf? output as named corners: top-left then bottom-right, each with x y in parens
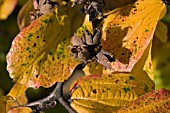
top-left (117, 89), bottom-right (170, 113)
top-left (154, 21), bottom-right (168, 43)
top-left (17, 0), bottom-right (33, 30)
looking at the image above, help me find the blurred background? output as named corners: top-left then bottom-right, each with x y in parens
top-left (0, 0), bottom-right (170, 113)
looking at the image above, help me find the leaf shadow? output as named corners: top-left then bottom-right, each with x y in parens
top-left (102, 26), bottom-right (132, 64)
top-left (116, 3), bottom-right (137, 17)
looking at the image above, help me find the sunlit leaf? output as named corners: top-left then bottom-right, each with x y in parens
top-left (0, 0), bottom-right (18, 20)
top-left (0, 83), bottom-right (31, 113)
top-left (6, 2), bottom-right (85, 88)
top-left (70, 73), bottom-right (154, 112)
top-left (7, 107), bottom-right (32, 113)
top-left (154, 21), bottom-right (168, 43)
top-left (117, 88), bottom-right (170, 113)
top-left (7, 83), bottom-right (27, 100)
top-left (7, 91), bottom-right (31, 113)
top-left (0, 95), bottom-right (14, 113)
top-left (130, 41), bottom-right (154, 82)
top-left (17, 0), bottom-right (33, 30)
top-left (153, 42), bottom-right (170, 90)
top-left (143, 42), bottom-right (154, 80)
top-left (101, 0), bottom-right (166, 73)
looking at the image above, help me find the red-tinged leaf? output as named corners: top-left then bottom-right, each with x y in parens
top-left (0, 0), bottom-right (18, 20)
top-left (101, 0), bottom-right (166, 73)
top-left (6, 3), bottom-right (85, 88)
top-left (70, 73), bottom-right (154, 112)
top-left (117, 89), bottom-right (170, 113)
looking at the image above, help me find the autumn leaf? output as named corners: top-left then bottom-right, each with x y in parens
top-left (101, 0), bottom-right (166, 73)
top-left (7, 82), bottom-right (27, 100)
top-left (131, 41), bottom-right (155, 81)
top-left (70, 73), bottom-right (154, 113)
top-left (6, 2), bottom-right (85, 88)
top-left (0, 83), bottom-right (31, 113)
top-left (154, 21), bottom-right (168, 43)
top-left (17, 0), bottom-right (33, 30)
top-left (0, 95), bottom-right (14, 113)
top-left (117, 88), bottom-right (170, 113)
top-left (0, 0), bottom-right (18, 20)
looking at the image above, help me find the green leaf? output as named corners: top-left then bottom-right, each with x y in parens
top-left (117, 89), bottom-right (170, 113)
top-left (6, 2), bottom-right (85, 88)
top-left (70, 73), bottom-right (154, 112)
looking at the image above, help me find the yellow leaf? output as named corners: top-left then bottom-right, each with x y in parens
top-left (71, 100), bottom-right (117, 113)
top-left (0, 83), bottom-right (31, 113)
top-left (7, 92), bottom-right (31, 113)
top-left (131, 40), bottom-right (155, 82)
top-left (75, 15), bottom-right (93, 37)
top-left (155, 21), bottom-right (168, 43)
top-left (0, 0), bottom-right (18, 20)
top-left (70, 73), bottom-right (154, 112)
top-left (101, 0), bottom-right (166, 73)
top-left (83, 63), bottom-right (103, 75)
top-left (6, 2), bottom-right (85, 88)
top-left (143, 42), bottom-right (154, 80)
top-left (7, 107), bottom-right (32, 113)
top-left (7, 83), bottom-right (27, 100)
top-left (0, 96), bottom-right (13, 113)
